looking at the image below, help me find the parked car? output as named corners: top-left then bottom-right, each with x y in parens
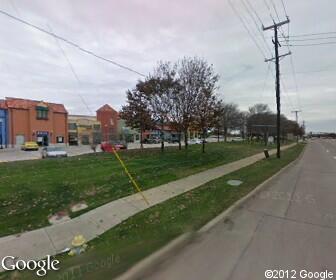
top-left (231, 137), bottom-right (244, 142)
top-left (101, 141), bottom-right (127, 152)
top-left (188, 138), bottom-right (203, 145)
top-left (168, 139), bottom-right (180, 144)
top-left (42, 146), bottom-right (68, 158)
top-left (143, 137), bottom-right (161, 144)
top-left (21, 141), bottom-right (39, 151)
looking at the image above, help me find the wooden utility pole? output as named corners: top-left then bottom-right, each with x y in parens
top-left (292, 110), bottom-right (301, 123)
top-left (263, 18), bottom-right (290, 158)
top-left (292, 110), bottom-right (301, 143)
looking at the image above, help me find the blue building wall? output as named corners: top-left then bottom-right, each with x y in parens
top-left (0, 109), bottom-right (8, 147)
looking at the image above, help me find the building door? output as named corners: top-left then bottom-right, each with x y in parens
top-left (42, 135), bottom-right (49, 146)
top-left (16, 135), bottom-right (25, 146)
top-left (37, 131), bottom-right (49, 146)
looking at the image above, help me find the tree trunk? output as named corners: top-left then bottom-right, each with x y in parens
top-left (140, 127), bottom-right (143, 150)
top-left (217, 128), bottom-right (220, 143)
top-left (184, 130), bottom-right (188, 149)
top-left (178, 132), bottom-right (182, 150)
top-left (161, 122), bottom-right (164, 152)
top-left (224, 127), bottom-right (228, 142)
top-left (202, 129), bottom-right (206, 153)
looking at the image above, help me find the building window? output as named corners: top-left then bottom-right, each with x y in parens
top-left (68, 123), bottom-right (77, 130)
top-left (57, 136), bottom-right (64, 143)
top-left (36, 106), bottom-right (48, 120)
top-left (93, 124), bottom-right (101, 130)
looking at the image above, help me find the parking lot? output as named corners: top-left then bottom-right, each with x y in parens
top-left (0, 137), bottom-right (240, 163)
top-left (0, 145), bottom-right (98, 162)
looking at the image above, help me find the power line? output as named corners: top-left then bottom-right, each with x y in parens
top-left (282, 36), bottom-right (336, 42)
top-left (287, 31), bottom-right (336, 37)
top-left (240, 0), bottom-right (273, 57)
top-left (244, 0), bottom-right (264, 26)
top-left (293, 68), bottom-right (335, 74)
top-left (228, 0), bottom-right (267, 59)
top-left (47, 24), bottom-right (94, 115)
top-left (286, 41), bottom-right (336, 47)
top-left (280, 0), bottom-right (288, 17)
top-left (6, 1), bottom-right (94, 115)
top-left (269, 0), bottom-right (282, 23)
top-left (0, 9), bottom-right (146, 77)
top-left (263, 0), bottom-right (274, 20)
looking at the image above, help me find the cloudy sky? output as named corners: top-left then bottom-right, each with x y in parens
top-left (0, 0), bottom-right (335, 132)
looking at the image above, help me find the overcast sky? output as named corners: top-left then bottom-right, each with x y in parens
top-left (0, 0), bottom-right (335, 132)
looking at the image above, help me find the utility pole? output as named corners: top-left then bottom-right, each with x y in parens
top-left (292, 110), bottom-right (301, 123)
top-left (292, 110), bottom-right (301, 143)
top-left (263, 18), bottom-right (290, 158)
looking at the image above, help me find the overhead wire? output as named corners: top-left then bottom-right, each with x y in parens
top-left (287, 31), bottom-right (336, 37)
top-left (228, 0), bottom-right (267, 59)
top-left (0, 9), bottom-right (146, 77)
top-left (241, 0), bottom-right (273, 57)
top-left (47, 24), bottom-right (94, 115)
top-left (5, 0), bottom-right (95, 115)
top-left (281, 35), bottom-right (336, 42)
top-left (285, 41), bottom-right (336, 47)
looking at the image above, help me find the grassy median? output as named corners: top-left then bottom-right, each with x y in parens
top-left (0, 142), bottom-right (275, 237)
top-left (15, 143), bottom-right (305, 280)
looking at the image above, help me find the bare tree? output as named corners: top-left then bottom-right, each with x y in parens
top-left (248, 103), bottom-right (271, 115)
top-left (175, 57), bottom-right (219, 149)
top-left (119, 83), bottom-right (153, 149)
top-left (141, 62), bottom-right (176, 152)
top-left (213, 100), bottom-right (225, 142)
top-left (222, 103), bottom-right (241, 142)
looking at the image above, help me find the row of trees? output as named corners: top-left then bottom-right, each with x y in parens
top-left (120, 57), bottom-right (304, 153)
top-left (120, 57), bottom-right (219, 152)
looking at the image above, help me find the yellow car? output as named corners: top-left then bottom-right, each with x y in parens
top-left (21, 142), bottom-right (39, 151)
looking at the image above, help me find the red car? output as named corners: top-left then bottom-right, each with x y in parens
top-left (101, 141), bottom-right (127, 152)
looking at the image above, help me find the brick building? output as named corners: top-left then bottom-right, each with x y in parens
top-left (68, 115), bottom-right (101, 145)
top-left (96, 104), bottom-right (119, 142)
top-left (0, 97), bottom-right (68, 147)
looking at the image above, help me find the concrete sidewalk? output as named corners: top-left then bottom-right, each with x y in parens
top-left (0, 144), bottom-right (295, 268)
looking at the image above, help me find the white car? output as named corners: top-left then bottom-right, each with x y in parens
top-left (231, 137), bottom-right (244, 142)
top-left (188, 139), bottom-right (203, 145)
top-left (42, 146), bottom-right (68, 158)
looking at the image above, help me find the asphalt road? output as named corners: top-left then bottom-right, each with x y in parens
top-left (146, 139), bottom-right (336, 280)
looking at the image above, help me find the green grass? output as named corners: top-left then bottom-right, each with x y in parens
top-left (7, 143), bottom-right (304, 280)
top-left (0, 142), bottom-right (276, 237)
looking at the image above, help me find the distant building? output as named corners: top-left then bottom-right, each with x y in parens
top-left (96, 104), bottom-right (119, 142)
top-left (117, 119), bottom-right (140, 143)
top-left (0, 97), bottom-right (68, 147)
top-left (68, 115), bottom-right (101, 145)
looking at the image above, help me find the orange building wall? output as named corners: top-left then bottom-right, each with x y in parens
top-left (10, 109), bottom-right (30, 143)
top-left (9, 108), bottom-right (67, 145)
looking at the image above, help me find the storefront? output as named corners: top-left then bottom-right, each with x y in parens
top-left (0, 97), bottom-right (68, 148)
top-left (36, 131), bottom-right (49, 146)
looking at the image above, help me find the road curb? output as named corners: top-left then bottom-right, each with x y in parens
top-left (114, 144), bottom-right (304, 280)
top-left (199, 144), bottom-right (304, 233)
top-left (115, 233), bottom-right (195, 280)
